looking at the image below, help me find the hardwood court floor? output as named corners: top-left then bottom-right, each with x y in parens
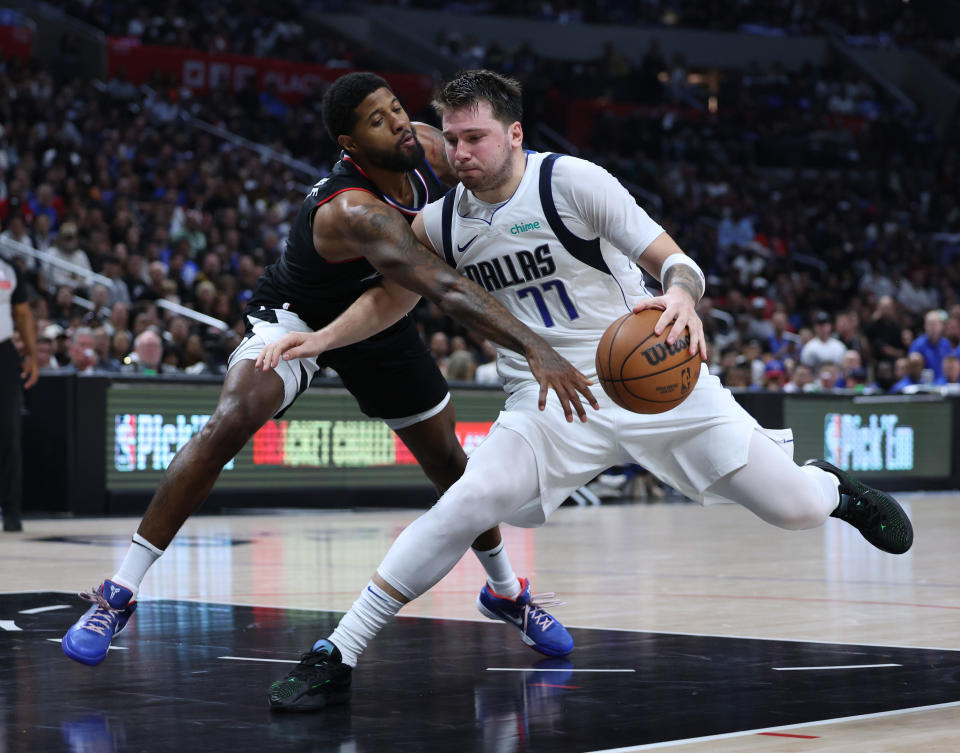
top-left (2, 492), bottom-right (959, 752)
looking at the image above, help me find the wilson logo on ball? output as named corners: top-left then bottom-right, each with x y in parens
top-left (595, 310), bottom-right (701, 414)
top-left (640, 335), bottom-right (689, 366)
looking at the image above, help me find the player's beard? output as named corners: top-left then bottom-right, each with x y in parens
top-left (458, 149), bottom-right (514, 195)
top-left (366, 134), bottom-right (425, 172)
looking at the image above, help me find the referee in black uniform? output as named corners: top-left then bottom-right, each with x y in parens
top-left (0, 249), bottom-right (38, 532)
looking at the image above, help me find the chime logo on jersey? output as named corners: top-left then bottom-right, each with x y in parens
top-left (463, 244), bottom-right (557, 292)
top-left (641, 335), bottom-right (690, 366)
top-left (510, 220), bottom-right (541, 235)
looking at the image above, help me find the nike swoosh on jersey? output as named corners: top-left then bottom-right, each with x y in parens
top-left (457, 235), bottom-right (479, 254)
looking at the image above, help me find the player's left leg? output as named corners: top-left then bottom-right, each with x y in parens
top-left (394, 400), bottom-right (525, 599)
top-left (706, 430), bottom-right (913, 554)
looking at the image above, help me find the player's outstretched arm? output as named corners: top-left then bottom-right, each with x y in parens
top-left (326, 192), bottom-right (597, 421)
top-left (632, 233), bottom-right (708, 360)
top-left (255, 279), bottom-right (422, 371)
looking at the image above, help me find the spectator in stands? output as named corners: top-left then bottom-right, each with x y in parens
top-left (79, 284), bottom-right (110, 327)
top-left (121, 329), bottom-right (167, 376)
top-left (816, 364), bottom-right (840, 393)
top-left (1, 215), bottom-right (35, 269)
top-left (909, 309), bottom-right (953, 382)
top-left (65, 327), bottom-right (97, 374)
top-left (31, 214), bottom-right (55, 254)
top-left (865, 295), bottom-right (906, 366)
top-left (446, 348), bottom-right (477, 382)
top-left (783, 362), bottom-right (815, 393)
top-left (833, 309), bottom-right (869, 360)
top-left (111, 330), bottom-right (132, 365)
top-left (897, 267), bottom-right (938, 316)
top-left (182, 334), bottom-right (212, 375)
top-left (34, 336), bottom-right (60, 372)
top-left (799, 311), bottom-right (846, 373)
top-left (105, 300), bottom-right (130, 340)
top-left (945, 314), bottom-right (960, 351)
top-left (938, 354), bottom-right (960, 393)
top-left (92, 326), bottom-right (121, 372)
top-left (428, 331), bottom-right (450, 376)
top-left (42, 324), bottom-right (70, 366)
top-left (101, 255), bottom-right (132, 306)
top-left (834, 349), bottom-right (864, 390)
top-left (762, 360), bottom-right (787, 391)
top-left (27, 184), bottom-right (63, 230)
top-left (474, 340), bottom-right (499, 385)
top-left (50, 286), bottom-right (86, 330)
top-left (124, 255), bottom-right (151, 301)
top-left (767, 310), bottom-right (796, 361)
top-left (44, 222), bottom-right (91, 290)
top-left (890, 352), bottom-right (928, 394)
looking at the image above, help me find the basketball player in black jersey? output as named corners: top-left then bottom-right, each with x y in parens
top-left (61, 72), bottom-right (596, 669)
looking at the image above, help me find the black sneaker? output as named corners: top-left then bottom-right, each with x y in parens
top-left (268, 640), bottom-right (352, 712)
top-left (804, 459), bottom-right (913, 554)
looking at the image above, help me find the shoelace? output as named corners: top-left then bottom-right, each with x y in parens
top-left (77, 588), bottom-right (123, 637)
top-left (288, 650), bottom-right (332, 680)
top-left (845, 491), bottom-right (885, 530)
top-left (523, 592), bottom-right (565, 634)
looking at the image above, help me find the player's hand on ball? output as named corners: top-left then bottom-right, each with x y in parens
top-left (525, 337), bottom-right (599, 423)
top-left (633, 289), bottom-right (708, 361)
top-left (256, 332), bottom-right (329, 371)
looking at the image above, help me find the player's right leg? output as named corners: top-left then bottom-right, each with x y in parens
top-left (62, 330), bottom-right (291, 666)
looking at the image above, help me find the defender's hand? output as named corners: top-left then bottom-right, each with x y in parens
top-left (633, 290), bottom-right (708, 360)
top-left (256, 332), bottom-right (329, 371)
top-left (525, 338), bottom-right (599, 423)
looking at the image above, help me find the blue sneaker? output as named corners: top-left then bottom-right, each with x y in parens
top-left (62, 580), bottom-right (137, 666)
top-left (477, 577), bottom-right (573, 657)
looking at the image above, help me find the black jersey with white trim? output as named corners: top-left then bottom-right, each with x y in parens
top-left (247, 153), bottom-right (447, 331)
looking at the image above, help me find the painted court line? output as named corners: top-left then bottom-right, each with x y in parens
top-left (584, 700), bottom-right (960, 752)
top-left (219, 656), bottom-right (298, 664)
top-left (46, 638), bottom-right (127, 650)
top-left (487, 667), bottom-right (635, 673)
top-left (772, 663), bottom-right (901, 671)
top-left (19, 604), bottom-right (70, 614)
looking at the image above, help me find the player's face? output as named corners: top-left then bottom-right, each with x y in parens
top-left (349, 87), bottom-right (424, 171)
top-left (442, 101), bottom-right (521, 195)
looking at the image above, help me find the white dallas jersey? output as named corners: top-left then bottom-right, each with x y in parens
top-left (421, 151), bottom-right (664, 393)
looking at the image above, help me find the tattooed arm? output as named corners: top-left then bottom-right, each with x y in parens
top-left (285, 191), bottom-right (597, 420)
top-left (633, 232), bottom-right (708, 359)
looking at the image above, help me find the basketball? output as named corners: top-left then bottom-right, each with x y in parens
top-left (595, 309), bottom-right (701, 414)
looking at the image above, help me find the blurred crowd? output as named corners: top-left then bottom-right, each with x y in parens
top-left (2, 2), bottom-right (960, 396)
top-left (393, 0), bottom-right (959, 64)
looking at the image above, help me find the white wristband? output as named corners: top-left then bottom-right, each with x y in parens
top-left (659, 253), bottom-right (705, 302)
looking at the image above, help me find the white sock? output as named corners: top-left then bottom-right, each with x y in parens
top-left (111, 533), bottom-right (164, 597)
top-left (800, 464), bottom-right (842, 515)
top-left (328, 580), bottom-right (403, 667)
top-left (473, 540), bottom-right (521, 598)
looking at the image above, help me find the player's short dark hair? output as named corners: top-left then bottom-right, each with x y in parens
top-left (432, 69), bottom-right (522, 125)
top-left (321, 72), bottom-right (392, 142)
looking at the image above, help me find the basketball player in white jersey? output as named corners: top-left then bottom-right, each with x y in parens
top-left (261, 69), bottom-right (913, 711)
